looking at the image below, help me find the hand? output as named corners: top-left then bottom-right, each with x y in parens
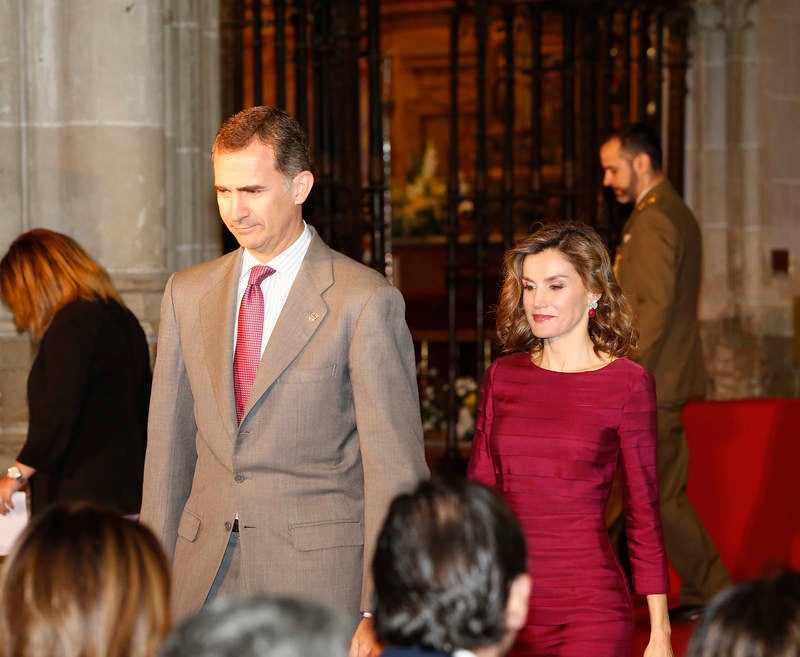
top-left (0, 477), bottom-right (22, 516)
top-left (349, 617), bottom-right (381, 657)
top-left (643, 632), bottom-right (674, 657)
top-left (644, 593), bottom-right (672, 657)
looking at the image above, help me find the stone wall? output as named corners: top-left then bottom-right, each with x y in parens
top-left (0, 1), bottom-right (221, 460)
top-left (686, 0), bottom-right (800, 398)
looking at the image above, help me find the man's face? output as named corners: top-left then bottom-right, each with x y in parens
top-left (600, 138), bottom-right (638, 204)
top-left (213, 140), bottom-right (311, 262)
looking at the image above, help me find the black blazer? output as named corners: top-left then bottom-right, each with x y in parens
top-left (18, 299), bottom-right (151, 515)
top-left (380, 646), bottom-right (453, 657)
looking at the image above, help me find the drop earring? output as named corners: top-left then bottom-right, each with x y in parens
top-left (588, 298), bottom-right (598, 318)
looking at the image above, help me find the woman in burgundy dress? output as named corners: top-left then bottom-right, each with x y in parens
top-left (468, 222), bottom-right (672, 657)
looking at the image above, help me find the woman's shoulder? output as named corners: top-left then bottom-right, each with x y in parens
top-left (482, 352), bottom-right (535, 387)
top-left (607, 357), bottom-right (655, 390)
top-left (48, 298), bottom-right (102, 327)
top-left (52, 298), bottom-right (123, 322)
top-left (38, 300), bottom-right (103, 348)
top-left (489, 351), bottom-right (530, 373)
top-left (48, 298), bottom-right (139, 336)
top-left (606, 356), bottom-right (646, 374)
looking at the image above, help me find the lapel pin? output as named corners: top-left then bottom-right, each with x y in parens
top-left (308, 311), bottom-right (319, 322)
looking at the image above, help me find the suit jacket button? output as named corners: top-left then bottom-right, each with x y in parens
top-left (234, 473), bottom-right (245, 483)
top-left (224, 521), bottom-right (232, 531)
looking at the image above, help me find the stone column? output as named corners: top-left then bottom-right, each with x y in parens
top-left (0, 0), bottom-right (220, 460)
top-left (686, 0), bottom-right (800, 397)
top-left (0, 1), bottom-right (28, 458)
top-left (686, 0), bottom-right (754, 398)
top-left (686, 1), bottom-right (731, 323)
top-left (756, 0), bottom-right (800, 394)
top-left (164, 0), bottom-right (222, 272)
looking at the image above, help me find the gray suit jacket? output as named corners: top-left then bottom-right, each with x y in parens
top-left (140, 228), bottom-right (428, 621)
top-left (615, 180), bottom-right (706, 406)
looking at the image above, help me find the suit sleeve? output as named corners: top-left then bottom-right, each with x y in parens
top-left (467, 363), bottom-right (497, 486)
top-left (18, 305), bottom-right (98, 470)
top-left (617, 209), bottom-right (678, 372)
top-left (348, 284), bottom-right (429, 610)
top-left (619, 368), bottom-right (669, 594)
top-left (139, 274), bottom-right (199, 560)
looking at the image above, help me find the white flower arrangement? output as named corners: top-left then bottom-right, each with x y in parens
top-left (392, 141), bottom-right (472, 238)
top-left (419, 369), bottom-right (478, 441)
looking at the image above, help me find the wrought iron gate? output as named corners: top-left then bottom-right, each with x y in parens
top-left (219, 0), bottom-right (691, 470)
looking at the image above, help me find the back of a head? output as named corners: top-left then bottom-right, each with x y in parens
top-left (616, 122), bottom-right (663, 172)
top-left (159, 595), bottom-right (349, 657)
top-left (0, 228), bottom-right (119, 339)
top-left (0, 503), bottom-right (172, 657)
top-left (373, 479), bottom-right (527, 653)
top-left (686, 570), bottom-right (800, 657)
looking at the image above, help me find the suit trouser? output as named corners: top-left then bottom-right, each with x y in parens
top-left (657, 403), bottom-right (731, 604)
top-left (205, 529), bottom-right (241, 604)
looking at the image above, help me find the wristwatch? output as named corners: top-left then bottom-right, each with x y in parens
top-left (6, 466), bottom-right (26, 485)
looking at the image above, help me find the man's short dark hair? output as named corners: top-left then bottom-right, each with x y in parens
top-left (212, 106), bottom-right (312, 179)
top-left (608, 122), bottom-right (663, 172)
top-left (158, 595), bottom-right (349, 657)
top-left (372, 479), bottom-right (527, 653)
top-left (685, 570), bottom-right (800, 657)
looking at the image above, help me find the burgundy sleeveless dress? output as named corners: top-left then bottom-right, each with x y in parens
top-left (468, 353), bottom-right (668, 657)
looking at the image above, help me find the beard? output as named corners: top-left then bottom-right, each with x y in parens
top-left (615, 168), bottom-right (639, 204)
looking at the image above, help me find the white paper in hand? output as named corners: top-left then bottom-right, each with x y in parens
top-left (0, 492), bottom-right (28, 556)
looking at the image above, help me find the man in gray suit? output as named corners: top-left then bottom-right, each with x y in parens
top-left (600, 123), bottom-right (731, 620)
top-left (140, 106), bottom-right (428, 657)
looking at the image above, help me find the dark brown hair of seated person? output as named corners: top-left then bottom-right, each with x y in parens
top-left (0, 228), bottom-right (121, 341)
top-left (372, 479), bottom-right (527, 653)
top-left (495, 221), bottom-right (638, 359)
top-left (685, 569), bottom-right (800, 657)
top-left (0, 503), bottom-right (171, 657)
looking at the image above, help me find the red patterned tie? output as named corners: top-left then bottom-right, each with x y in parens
top-left (234, 265), bottom-right (275, 423)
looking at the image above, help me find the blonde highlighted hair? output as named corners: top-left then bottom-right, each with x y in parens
top-left (495, 221), bottom-right (637, 358)
top-left (0, 229), bottom-right (120, 341)
top-left (0, 503), bottom-right (171, 657)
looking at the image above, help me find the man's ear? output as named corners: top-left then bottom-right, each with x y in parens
top-left (292, 170), bottom-right (314, 205)
top-left (504, 574), bottom-right (532, 631)
top-left (632, 152), bottom-right (650, 176)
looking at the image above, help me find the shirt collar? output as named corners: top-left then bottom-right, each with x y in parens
top-left (240, 221), bottom-right (311, 280)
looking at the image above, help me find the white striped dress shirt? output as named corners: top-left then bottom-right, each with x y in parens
top-left (233, 222), bottom-right (313, 356)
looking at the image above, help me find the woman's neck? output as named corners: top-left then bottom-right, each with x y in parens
top-left (535, 336), bottom-right (611, 373)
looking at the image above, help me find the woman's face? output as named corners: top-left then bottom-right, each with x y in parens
top-left (521, 248), bottom-right (595, 344)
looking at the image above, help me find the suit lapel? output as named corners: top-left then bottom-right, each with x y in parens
top-left (199, 250), bottom-right (242, 436)
top-left (242, 232), bottom-right (333, 423)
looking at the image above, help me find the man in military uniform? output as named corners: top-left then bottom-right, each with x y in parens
top-left (600, 123), bottom-right (731, 620)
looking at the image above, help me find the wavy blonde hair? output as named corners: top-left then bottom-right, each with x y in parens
top-left (0, 229), bottom-right (121, 341)
top-left (495, 222), bottom-right (637, 358)
top-left (0, 503), bottom-right (171, 657)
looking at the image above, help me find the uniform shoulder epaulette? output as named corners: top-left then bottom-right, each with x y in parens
top-left (636, 191), bottom-right (658, 212)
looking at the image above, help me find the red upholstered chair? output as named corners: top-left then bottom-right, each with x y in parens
top-left (632, 397), bottom-right (800, 656)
